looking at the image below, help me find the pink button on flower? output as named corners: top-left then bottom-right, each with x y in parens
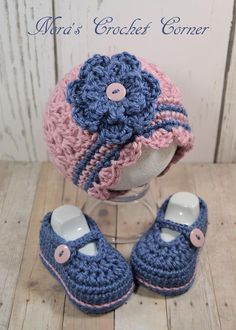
top-left (106, 82), bottom-right (126, 101)
top-left (190, 228), bottom-right (205, 247)
top-left (54, 244), bottom-right (71, 264)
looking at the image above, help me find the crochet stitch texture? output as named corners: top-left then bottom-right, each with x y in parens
top-left (39, 212), bottom-right (134, 314)
top-left (44, 51), bottom-right (194, 200)
top-left (131, 196), bottom-right (208, 296)
top-left (67, 52), bottom-right (161, 144)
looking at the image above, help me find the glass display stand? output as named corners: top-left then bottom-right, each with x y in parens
top-left (82, 183), bottom-right (158, 244)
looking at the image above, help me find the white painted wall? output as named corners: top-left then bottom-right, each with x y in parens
top-left (0, 0), bottom-right (235, 162)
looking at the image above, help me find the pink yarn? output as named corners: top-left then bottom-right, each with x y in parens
top-left (44, 65), bottom-right (98, 180)
top-left (44, 58), bottom-right (194, 200)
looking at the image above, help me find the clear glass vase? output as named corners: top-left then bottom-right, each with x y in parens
top-left (82, 183), bottom-right (158, 244)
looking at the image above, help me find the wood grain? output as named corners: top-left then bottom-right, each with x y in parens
top-left (0, 162), bottom-right (40, 329)
top-left (0, 162), bottom-right (14, 213)
top-left (192, 164), bottom-right (236, 329)
top-left (217, 4), bottom-right (236, 162)
top-left (8, 163), bottom-right (65, 330)
top-left (1, 162), bottom-right (236, 330)
top-left (0, 0), bottom-right (55, 161)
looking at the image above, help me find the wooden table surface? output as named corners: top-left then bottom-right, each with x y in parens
top-left (0, 162), bottom-right (236, 330)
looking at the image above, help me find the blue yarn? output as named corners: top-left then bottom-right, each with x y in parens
top-left (39, 212), bottom-right (134, 314)
top-left (150, 118), bottom-right (191, 132)
top-left (83, 118), bottom-right (191, 189)
top-left (67, 52), bottom-right (161, 145)
top-left (142, 119), bottom-right (191, 138)
top-left (158, 104), bottom-right (188, 116)
top-left (67, 52), bottom-right (193, 192)
top-left (131, 195), bottom-right (208, 296)
top-left (72, 117), bottom-right (190, 189)
top-left (83, 145), bottom-right (121, 191)
top-left (72, 138), bottom-right (103, 185)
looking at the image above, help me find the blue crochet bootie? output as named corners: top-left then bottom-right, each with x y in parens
top-left (131, 195), bottom-right (208, 296)
top-left (39, 212), bottom-right (134, 314)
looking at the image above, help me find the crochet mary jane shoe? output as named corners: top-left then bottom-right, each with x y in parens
top-left (131, 193), bottom-right (208, 296)
top-left (39, 209), bottom-right (134, 314)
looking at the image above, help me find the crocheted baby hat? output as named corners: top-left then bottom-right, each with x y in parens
top-left (44, 52), bottom-right (194, 200)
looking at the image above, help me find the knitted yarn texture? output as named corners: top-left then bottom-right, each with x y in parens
top-left (44, 52), bottom-right (194, 200)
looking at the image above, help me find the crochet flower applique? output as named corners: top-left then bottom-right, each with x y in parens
top-left (66, 52), bottom-right (161, 144)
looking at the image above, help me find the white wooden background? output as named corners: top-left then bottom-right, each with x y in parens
top-left (0, 0), bottom-right (236, 162)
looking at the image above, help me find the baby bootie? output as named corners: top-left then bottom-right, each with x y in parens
top-left (131, 193), bottom-right (208, 296)
top-left (39, 209), bottom-right (134, 314)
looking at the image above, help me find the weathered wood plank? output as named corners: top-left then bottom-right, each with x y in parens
top-left (0, 0), bottom-right (55, 161)
top-left (8, 163), bottom-right (64, 330)
top-left (0, 161), bottom-right (15, 327)
top-left (0, 162), bottom-right (14, 213)
top-left (4, 162), bottom-right (236, 329)
top-left (192, 164), bottom-right (236, 329)
top-left (0, 162), bottom-right (41, 329)
top-left (217, 4), bottom-right (236, 163)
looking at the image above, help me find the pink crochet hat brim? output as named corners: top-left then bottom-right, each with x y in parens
top-left (44, 60), bottom-right (194, 200)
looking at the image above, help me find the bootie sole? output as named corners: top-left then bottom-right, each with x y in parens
top-left (40, 250), bottom-right (134, 314)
